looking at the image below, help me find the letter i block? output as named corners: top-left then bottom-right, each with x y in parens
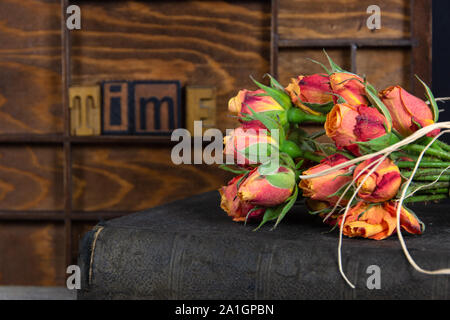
top-left (69, 85), bottom-right (101, 136)
top-left (133, 80), bottom-right (182, 135)
top-left (101, 81), bottom-right (130, 134)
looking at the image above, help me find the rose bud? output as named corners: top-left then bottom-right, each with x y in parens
top-left (219, 175), bottom-right (266, 222)
top-left (223, 125), bottom-right (278, 166)
top-left (353, 156), bottom-right (402, 202)
top-left (338, 201), bottom-right (422, 240)
top-left (325, 103), bottom-right (387, 155)
top-left (379, 85), bottom-right (439, 137)
top-left (285, 74), bottom-right (334, 115)
top-left (384, 202), bottom-right (423, 235)
top-left (228, 89), bottom-right (284, 127)
top-left (238, 166), bottom-right (295, 207)
top-left (329, 72), bottom-right (369, 106)
top-left (299, 154), bottom-right (352, 205)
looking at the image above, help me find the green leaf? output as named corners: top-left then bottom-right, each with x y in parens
top-left (218, 164), bottom-right (249, 174)
top-left (415, 75), bottom-right (439, 122)
top-left (364, 82), bottom-right (393, 132)
top-left (273, 186), bottom-right (298, 228)
top-left (250, 76), bottom-right (292, 110)
top-left (356, 132), bottom-right (400, 152)
top-left (280, 152), bottom-right (296, 170)
top-left (295, 159), bottom-right (304, 170)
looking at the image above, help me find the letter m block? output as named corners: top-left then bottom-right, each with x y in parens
top-left (133, 81), bottom-right (181, 135)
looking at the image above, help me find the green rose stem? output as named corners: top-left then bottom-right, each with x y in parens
top-left (280, 140), bottom-right (324, 163)
top-left (435, 139), bottom-right (450, 152)
top-left (415, 188), bottom-right (449, 194)
top-left (403, 194), bottom-right (448, 203)
top-left (402, 168), bottom-right (450, 177)
top-left (287, 108), bottom-right (327, 124)
top-left (406, 175), bottom-right (450, 182)
top-left (408, 182), bottom-right (449, 191)
top-left (402, 144), bottom-right (450, 161)
top-left (397, 161), bottom-right (450, 168)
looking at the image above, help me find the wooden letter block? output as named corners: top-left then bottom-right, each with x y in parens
top-left (102, 81), bottom-right (129, 134)
top-left (69, 85), bottom-right (101, 136)
top-left (186, 86), bottom-right (216, 136)
top-left (133, 81), bottom-right (181, 135)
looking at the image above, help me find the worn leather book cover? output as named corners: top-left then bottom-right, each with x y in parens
top-left (78, 192), bottom-right (450, 299)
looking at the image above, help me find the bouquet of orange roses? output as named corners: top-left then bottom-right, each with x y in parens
top-left (219, 51), bottom-right (450, 286)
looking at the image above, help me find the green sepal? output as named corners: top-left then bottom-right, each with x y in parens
top-left (258, 158), bottom-right (281, 176)
top-left (254, 206), bottom-right (283, 231)
top-left (323, 49), bottom-right (353, 74)
top-left (246, 105), bottom-right (286, 142)
top-left (265, 169), bottom-right (296, 190)
top-left (264, 73), bottom-right (285, 91)
top-left (301, 101), bottom-right (335, 114)
top-left (415, 75), bottom-right (439, 122)
top-left (364, 82), bottom-right (393, 132)
top-left (273, 186), bottom-right (299, 228)
top-left (250, 76), bottom-right (292, 110)
top-left (306, 58), bottom-right (331, 75)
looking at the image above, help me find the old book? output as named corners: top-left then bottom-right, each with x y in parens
top-left (77, 192), bottom-right (450, 299)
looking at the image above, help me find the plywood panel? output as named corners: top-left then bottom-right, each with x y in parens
top-left (279, 0), bottom-right (410, 40)
top-left (0, 0), bottom-right (62, 134)
top-left (278, 48), bottom-right (350, 86)
top-left (71, 0), bottom-right (271, 132)
top-left (0, 146), bottom-right (64, 211)
top-left (0, 222), bottom-right (65, 286)
top-left (357, 48), bottom-right (411, 91)
top-left (72, 146), bottom-right (233, 212)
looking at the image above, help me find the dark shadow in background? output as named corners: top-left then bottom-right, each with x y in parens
top-left (433, 0), bottom-right (450, 141)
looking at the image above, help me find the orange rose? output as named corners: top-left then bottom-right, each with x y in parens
top-left (285, 74), bottom-right (333, 115)
top-left (223, 125), bottom-right (278, 166)
top-left (228, 89), bottom-right (284, 128)
top-left (338, 201), bottom-right (422, 240)
top-left (299, 154), bottom-right (352, 205)
top-left (353, 156), bottom-right (402, 202)
top-left (325, 103), bottom-right (387, 155)
top-left (329, 72), bottom-right (369, 106)
top-left (379, 85), bottom-right (439, 137)
top-left (238, 166), bottom-right (295, 207)
top-left (219, 175), bottom-right (265, 222)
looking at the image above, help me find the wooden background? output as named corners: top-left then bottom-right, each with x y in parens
top-left (0, 0), bottom-right (416, 285)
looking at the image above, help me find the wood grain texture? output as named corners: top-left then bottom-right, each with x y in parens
top-left (0, 0), bottom-right (62, 134)
top-left (278, 0), bottom-right (410, 40)
top-left (71, 146), bottom-right (233, 212)
top-left (0, 146), bottom-right (63, 211)
top-left (71, 0), bottom-right (271, 132)
top-left (356, 48), bottom-right (411, 91)
top-left (278, 48), bottom-right (411, 92)
top-left (0, 222), bottom-right (65, 286)
top-left (278, 48), bottom-right (351, 85)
